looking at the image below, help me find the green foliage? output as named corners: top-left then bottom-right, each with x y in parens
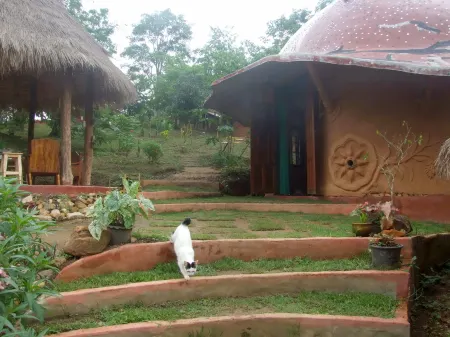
top-left (142, 141), bottom-right (163, 163)
top-left (122, 9), bottom-right (192, 77)
top-left (118, 133), bottom-right (135, 157)
top-left (219, 165), bottom-right (250, 195)
top-left (0, 177), bottom-right (58, 337)
top-left (196, 27), bottom-right (249, 82)
top-left (265, 9), bottom-right (312, 53)
top-left (87, 177), bottom-right (155, 240)
top-left (65, 0), bottom-right (117, 55)
top-left (315, 0), bottom-right (336, 12)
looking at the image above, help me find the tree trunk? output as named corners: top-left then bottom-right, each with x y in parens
top-left (27, 78), bottom-right (37, 155)
top-left (60, 75), bottom-right (73, 185)
top-left (81, 74), bottom-right (94, 185)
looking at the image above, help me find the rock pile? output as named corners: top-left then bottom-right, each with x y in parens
top-left (22, 193), bottom-right (103, 221)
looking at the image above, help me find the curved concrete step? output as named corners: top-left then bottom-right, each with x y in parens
top-left (56, 238), bottom-right (413, 282)
top-left (48, 312), bottom-right (410, 337)
top-left (44, 271), bottom-right (409, 319)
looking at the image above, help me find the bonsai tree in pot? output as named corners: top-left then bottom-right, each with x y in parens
top-left (87, 177), bottom-right (155, 245)
top-left (369, 233), bottom-right (403, 269)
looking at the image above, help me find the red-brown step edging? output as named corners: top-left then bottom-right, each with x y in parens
top-left (48, 312), bottom-right (410, 337)
top-left (56, 238), bottom-right (412, 282)
top-left (153, 202), bottom-right (357, 214)
top-left (44, 271), bottom-right (409, 319)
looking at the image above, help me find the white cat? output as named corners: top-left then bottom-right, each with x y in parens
top-left (170, 218), bottom-right (198, 280)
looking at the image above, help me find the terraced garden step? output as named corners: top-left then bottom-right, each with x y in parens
top-left (55, 255), bottom-right (374, 292)
top-left (40, 291), bottom-right (400, 335)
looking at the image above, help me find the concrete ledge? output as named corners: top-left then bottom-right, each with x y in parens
top-left (44, 271), bottom-right (409, 319)
top-left (141, 179), bottom-right (218, 189)
top-left (48, 313), bottom-right (410, 337)
top-left (56, 238), bottom-right (413, 282)
top-left (20, 185), bottom-right (112, 195)
top-left (154, 202), bottom-right (357, 214)
top-left (141, 191), bottom-right (221, 200)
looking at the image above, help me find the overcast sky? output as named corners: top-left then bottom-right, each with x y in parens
top-left (81, 0), bottom-right (319, 69)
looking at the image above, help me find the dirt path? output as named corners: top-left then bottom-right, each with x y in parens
top-left (169, 167), bottom-right (219, 182)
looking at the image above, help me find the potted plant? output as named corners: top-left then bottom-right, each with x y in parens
top-left (369, 233), bottom-right (403, 269)
top-left (350, 202), bottom-right (382, 237)
top-left (87, 177), bottom-right (155, 245)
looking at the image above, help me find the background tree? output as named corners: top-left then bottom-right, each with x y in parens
top-left (65, 0), bottom-right (117, 55)
top-left (264, 9), bottom-right (312, 53)
top-left (315, 0), bottom-right (336, 12)
top-left (196, 27), bottom-right (249, 83)
top-left (121, 9), bottom-right (192, 77)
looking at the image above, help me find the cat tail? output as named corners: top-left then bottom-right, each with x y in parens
top-left (182, 218), bottom-right (191, 226)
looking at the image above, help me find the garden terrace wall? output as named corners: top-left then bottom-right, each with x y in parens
top-left (56, 238), bottom-right (413, 282)
top-left (49, 313), bottom-right (410, 337)
top-left (272, 195), bottom-right (450, 223)
top-left (408, 233), bottom-right (450, 319)
top-left (44, 271), bottom-right (409, 319)
top-left (141, 191), bottom-right (221, 200)
top-left (141, 179), bottom-right (218, 189)
top-left (20, 185), bottom-right (112, 196)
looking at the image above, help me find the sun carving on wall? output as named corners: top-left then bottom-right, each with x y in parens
top-left (328, 134), bottom-right (378, 192)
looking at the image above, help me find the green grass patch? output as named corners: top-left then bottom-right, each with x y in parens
top-left (191, 233), bottom-right (217, 240)
top-left (143, 185), bottom-right (217, 193)
top-left (56, 254), bottom-right (372, 292)
top-left (154, 196), bottom-right (333, 204)
top-left (249, 219), bottom-right (285, 231)
top-left (42, 291), bottom-right (398, 334)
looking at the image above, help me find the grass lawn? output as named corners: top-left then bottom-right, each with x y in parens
top-left (133, 211), bottom-right (450, 241)
top-left (143, 185), bottom-right (218, 192)
top-left (41, 291), bottom-right (398, 334)
top-left (153, 196), bottom-right (333, 204)
top-left (56, 254), bottom-right (372, 292)
top-left (0, 123), bottom-right (249, 186)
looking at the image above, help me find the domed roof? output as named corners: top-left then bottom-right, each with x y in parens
top-left (281, 0), bottom-right (450, 66)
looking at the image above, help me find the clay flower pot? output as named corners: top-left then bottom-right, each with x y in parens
top-left (352, 223), bottom-right (381, 237)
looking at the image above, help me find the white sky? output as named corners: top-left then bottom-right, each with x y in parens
top-left (82, 0), bottom-right (319, 70)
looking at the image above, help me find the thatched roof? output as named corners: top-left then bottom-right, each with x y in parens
top-left (0, 0), bottom-right (137, 110)
top-left (435, 139), bottom-right (450, 180)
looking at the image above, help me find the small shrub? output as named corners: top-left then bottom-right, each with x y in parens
top-left (219, 165), bottom-right (250, 196)
top-left (118, 133), bottom-right (135, 157)
top-left (0, 177), bottom-right (59, 336)
top-left (142, 141), bottom-right (163, 163)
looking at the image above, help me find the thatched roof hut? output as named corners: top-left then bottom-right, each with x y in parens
top-left (0, 0), bottom-right (138, 185)
top-left (0, 0), bottom-right (137, 109)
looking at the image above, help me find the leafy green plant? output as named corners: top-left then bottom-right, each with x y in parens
top-left (142, 141), bottom-right (163, 163)
top-left (118, 133), bottom-right (135, 157)
top-left (0, 177), bottom-right (58, 337)
top-left (87, 177), bottom-right (155, 240)
top-left (370, 233), bottom-right (400, 247)
top-left (219, 165), bottom-right (250, 196)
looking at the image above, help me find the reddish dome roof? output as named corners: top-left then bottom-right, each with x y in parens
top-left (281, 0), bottom-right (450, 66)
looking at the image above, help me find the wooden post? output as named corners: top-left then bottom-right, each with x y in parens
top-left (27, 78), bottom-right (37, 155)
top-left (81, 74), bottom-right (94, 186)
top-left (305, 81), bottom-right (317, 195)
top-left (60, 74), bottom-right (73, 185)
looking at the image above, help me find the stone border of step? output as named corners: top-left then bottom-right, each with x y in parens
top-left (56, 238), bottom-right (413, 282)
top-left (43, 270), bottom-right (409, 319)
top-left (48, 312), bottom-right (410, 337)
